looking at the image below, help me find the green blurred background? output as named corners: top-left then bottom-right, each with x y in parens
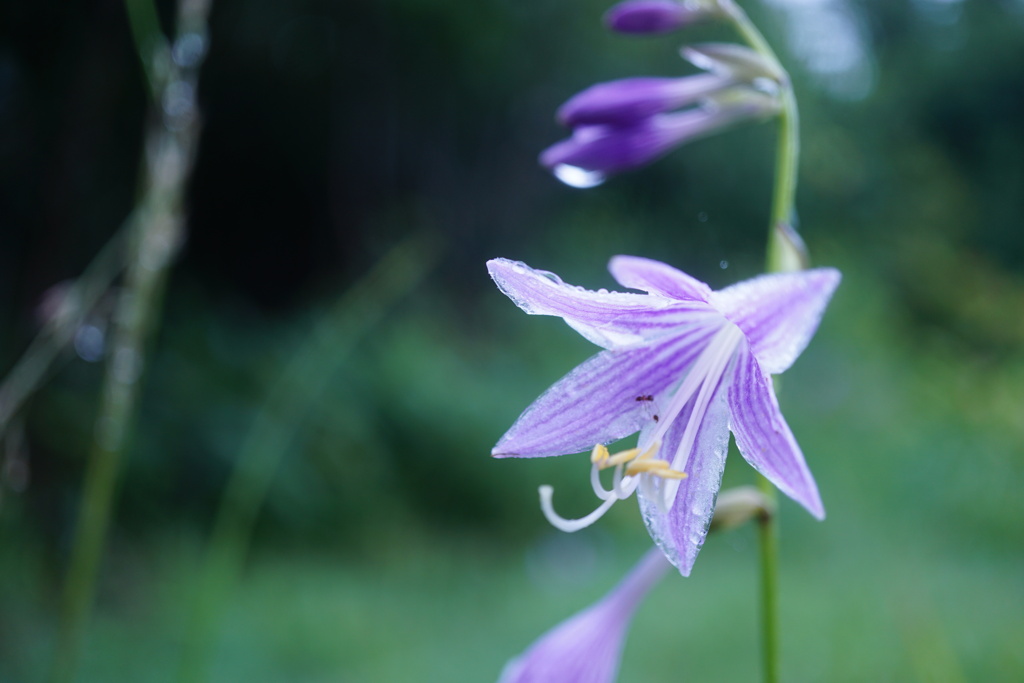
top-left (1, 0), bottom-right (1023, 680)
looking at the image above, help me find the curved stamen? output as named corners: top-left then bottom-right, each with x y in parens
top-left (539, 485), bottom-right (619, 532)
top-left (542, 443), bottom-right (688, 533)
top-left (591, 463), bottom-right (616, 500)
top-left (612, 472), bottom-right (639, 500)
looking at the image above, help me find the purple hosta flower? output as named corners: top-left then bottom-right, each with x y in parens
top-left (542, 44), bottom-right (781, 186)
top-left (604, 0), bottom-right (720, 35)
top-left (541, 89), bottom-right (779, 187)
top-left (557, 74), bottom-right (735, 128)
top-left (499, 548), bottom-right (671, 683)
top-left (488, 256), bottom-right (840, 575)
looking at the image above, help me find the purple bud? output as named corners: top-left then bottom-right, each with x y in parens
top-left (604, 0), bottom-right (712, 35)
top-left (540, 90), bottom-right (778, 182)
top-left (557, 74), bottom-right (735, 127)
top-left (498, 549), bottom-right (671, 683)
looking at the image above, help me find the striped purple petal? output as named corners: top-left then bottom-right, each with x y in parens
top-left (711, 267), bottom-right (840, 374)
top-left (557, 74), bottom-right (734, 128)
top-left (488, 258), bottom-right (717, 349)
top-left (603, 0), bottom-right (714, 35)
top-left (494, 325), bottom-right (719, 458)
top-left (728, 347), bottom-right (824, 518)
top-left (636, 377), bottom-right (731, 575)
top-left (539, 106), bottom-right (747, 179)
top-left (608, 255), bottom-right (713, 302)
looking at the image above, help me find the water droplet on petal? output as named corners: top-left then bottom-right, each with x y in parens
top-left (553, 164), bottom-right (606, 188)
top-left (719, 260), bottom-right (729, 269)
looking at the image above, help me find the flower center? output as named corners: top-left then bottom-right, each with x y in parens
top-left (639, 323), bottom-right (744, 512)
top-left (537, 322), bottom-right (744, 533)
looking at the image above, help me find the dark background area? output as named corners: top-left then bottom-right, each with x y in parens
top-left (1, 0), bottom-right (1023, 680)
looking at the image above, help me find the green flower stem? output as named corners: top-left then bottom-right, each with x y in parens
top-left (721, 0), bottom-right (803, 273)
top-left (721, 4), bottom-right (805, 683)
top-left (755, 473), bottom-right (780, 683)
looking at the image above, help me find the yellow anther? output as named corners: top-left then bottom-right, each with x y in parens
top-left (625, 458), bottom-right (688, 480)
top-left (634, 445), bottom-right (656, 461)
top-left (603, 448), bottom-right (643, 468)
top-left (590, 444), bottom-right (611, 464)
top-left (625, 459), bottom-right (669, 472)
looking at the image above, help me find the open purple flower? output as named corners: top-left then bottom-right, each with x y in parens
top-left (498, 548), bottom-right (671, 683)
top-left (488, 256), bottom-right (840, 575)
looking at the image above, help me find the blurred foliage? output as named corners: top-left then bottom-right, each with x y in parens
top-left (1, 0), bottom-right (1024, 680)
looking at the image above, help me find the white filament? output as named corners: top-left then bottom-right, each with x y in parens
top-left (539, 485), bottom-right (619, 532)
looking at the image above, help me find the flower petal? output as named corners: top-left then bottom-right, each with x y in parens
top-left (488, 258), bottom-right (717, 349)
top-left (636, 378), bottom-right (731, 576)
top-left (498, 548), bottom-right (670, 683)
top-left (539, 106), bottom-right (762, 179)
top-left (728, 347), bottom-right (824, 519)
top-left (557, 74), bottom-right (734, 128)
top-left (608, 255), bottom-right (713, 302)
top-left (494, 326), bottom-right (719, 458)
top-left (604, 0), bottom-right (713, 35)
top-left (710, 267), bottom-right (840, 374)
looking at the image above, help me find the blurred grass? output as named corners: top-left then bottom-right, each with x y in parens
top-left (3, 238), bottom-right (1024, 682)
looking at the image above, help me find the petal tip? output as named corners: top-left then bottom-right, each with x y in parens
top-left (810, 267), bottom-right (842, 295)
top-left (486, 257), bottom-right (519, 277)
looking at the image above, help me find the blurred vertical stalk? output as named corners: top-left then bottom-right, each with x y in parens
top-left (177, 234), bottom-right (441, 683)
top-left (49, 1), bottom-right (211, 681)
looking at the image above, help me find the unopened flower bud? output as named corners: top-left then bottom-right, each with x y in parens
top-left (684, 43), bottom-right (787, 85)
top-left (708, 486), bottom-right (774, 532)
top-left (768, 222), bottom-right (810, 273)
top-left (541, 92), bottom-right (778, 182)
top-left (604, 0), bottom-right (719, 35)
top-left (703, 85), bottom-right (782, 118)
top-left (557, 74), bottom-right (735, 127)
top-left (498, 549), bottom-right (670, 683)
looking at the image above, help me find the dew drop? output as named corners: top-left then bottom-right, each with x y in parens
top-left (719, 260), bottom-right (729, 269)
top-left (172, 32), bottom-right (207, 68)
top-left (697, 212), bottom-right (708, 222)
top-left (553, 164), bottom-right (606, 189)
top-left (73, 324), bottom-right (105, 363)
